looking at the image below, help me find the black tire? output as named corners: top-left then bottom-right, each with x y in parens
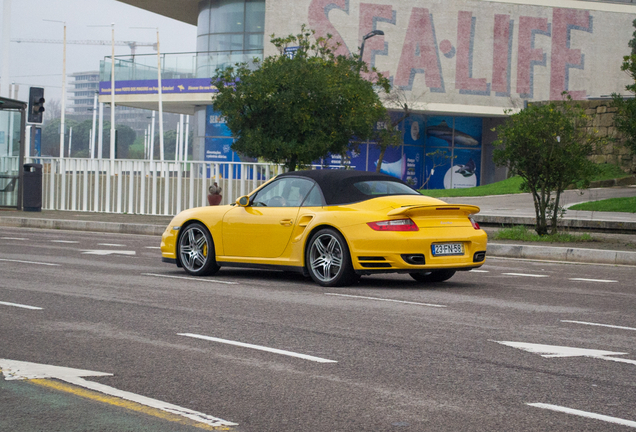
top-left (177, 222), bottom-right (220, 276)
top-left (306, 228), bottom-right (357, 287)
top-left (409, 269), bottom-right (456, 283)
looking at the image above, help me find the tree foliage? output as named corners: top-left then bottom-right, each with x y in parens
top-left (612, 18), bottom-right (636, 157)
top-left (493, 96), bottom-right (603, 235)
top-left (212, 26), bottom-right (390, 171)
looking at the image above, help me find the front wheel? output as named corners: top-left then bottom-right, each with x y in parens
top-left (410, 269), bottom-right (456, 283)
top-left (306, 228), bottom-right (357, 287)
top-left (177, 223), bottom-right (220, 276)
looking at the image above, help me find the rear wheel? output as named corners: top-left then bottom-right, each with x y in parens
top-left (306, 228), bottom-right (357, 287)
top-left (177, 223), bottom-right (220, 276)
top-left (410, 269), bottom-right (456, 283)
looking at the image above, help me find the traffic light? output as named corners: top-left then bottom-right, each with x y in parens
top-left (28, 87), bottom-right (45, 124)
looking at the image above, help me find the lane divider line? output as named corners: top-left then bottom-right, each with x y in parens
top-left (0, 301), bottom-right (42, 310)
top-left (568, 278), bottom-right (617, 283)
top-left (1, 237), bottom-right (27, 241)
top-left (50, 240), bottom-right (79, 244)
top-left (469, 269), bottom-right (489, 273)
top-left (325, 293), bottom-right (446, 308)
top-left (143, 273), bottom-right (238, 285)
top-left (178, 333), bottom-right (337, 364)
top-left (561, 320), bottom-right (636, 331)
top-left (0, 258), bottom-right (60, 266)
top-left (502, 273), bottom-right (549, 278)
top-left (527, 403), bottom-right (636, 428)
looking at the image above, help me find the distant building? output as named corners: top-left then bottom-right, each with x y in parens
top-left (67, 70), bottom-right (179, 136)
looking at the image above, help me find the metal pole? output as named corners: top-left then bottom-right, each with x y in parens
top-left (1, 0), bottom-right (11, 98)
top-left (97, 102), bottom-right (104, 158)
top-left (110, 23), bottom-right (116, 161)
top-left (156, 29), bottom-right (164, 162)
top-left (90, 91), bottom-right (98, 158)
top-left (150, 111), bottom-right (155, 161)
top-left (61, 22), bottom-right (67, 159)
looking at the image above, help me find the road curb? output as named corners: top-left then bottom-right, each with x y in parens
top-left (488, 243), bottom-right (636, 266)
top-left (476, 215), bottom-right (636, 233)
top-left (0, 216), bottom-right (165, 236)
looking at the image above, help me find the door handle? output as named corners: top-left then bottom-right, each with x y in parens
top-left (279, 219), bottom-right (294, 226)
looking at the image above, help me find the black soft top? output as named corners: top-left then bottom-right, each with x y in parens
top-left (277, 169), bottom-right (416, 205)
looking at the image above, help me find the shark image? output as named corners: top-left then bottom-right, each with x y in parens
top-left (426, 121), bottom-right (479, 146)
top-left (455, 159), bottom-right (476, 177)
top-left (375, 156), bottom-right (406, 179)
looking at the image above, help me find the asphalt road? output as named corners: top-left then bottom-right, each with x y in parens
top-left (1, 227), bottom-right (635, 431)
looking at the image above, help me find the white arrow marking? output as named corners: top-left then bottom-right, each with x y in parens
top-left (81, 250), bottom-right (136, 256)
top-left (0, 359), bottom-right (237, 427)
top-left (528, 403), bottom-right (636, 428)
top-left (495, 341), bottom-right (636, 365)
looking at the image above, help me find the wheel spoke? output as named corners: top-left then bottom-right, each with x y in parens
top-left (326, 237), bottom-right (338, 253)
top-left (196, 234), bottom-right (206, 249)
top-left (314, 239), bottom-right (328, 255)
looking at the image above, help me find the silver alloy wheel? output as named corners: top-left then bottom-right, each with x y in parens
top-left (309, 233), bottom-right (344, 283)
top-left (179, 225), bottom-right (209, 273)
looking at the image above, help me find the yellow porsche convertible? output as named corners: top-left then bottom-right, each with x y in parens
top-left (161, 170), bottom-right (487, 287)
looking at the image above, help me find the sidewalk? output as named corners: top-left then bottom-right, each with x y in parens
top-left (1, 185), bottom-right (635, 266)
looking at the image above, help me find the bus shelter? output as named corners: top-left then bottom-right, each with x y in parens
top-left (0, 97), bottom-right (27, 210)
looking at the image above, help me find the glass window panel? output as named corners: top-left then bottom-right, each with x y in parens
top-left (245, 33), bottom-right (264, 51)
top-left (197, 0), bottom-right (211, 36)
top-left (197, 35), bottom-right (209, 52)
top-left (246, 0), bottom-right (265, 32)
top-left (209, 34), bottom-right (243, 52)
top-left (210, 0), bottom-right (245, 34)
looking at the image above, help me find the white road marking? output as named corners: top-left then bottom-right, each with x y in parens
top-left (469, 269), bottom-right (489, 273)
top-left (0, 359), bottom-right (237, 427)
top-left (178, 333), bottom-right (337, 363)
top-left (0, 301), bottom-right (42, 310)
top-left (568, 278), bottom-right (617, 283)
top-left (143, 273), bottom-right (238, 285)
top-left (0, 258), bottom-right (60, 266)
top-left (325, 293), bottom-right (446, 308)
top-left (82, 250), bottom-right (136, 256)
top-left (502, 273), bottom-right (549, 278)
top-left (1, 237), bottom-right (27, 240)
top-left (527, 403), bottom-right (636, 428)
top-left (97, 243), bottom-right (126, 247)
top-left (145, 246), bottom-right (161, 249)
top-left (495, 341), bottom-right (636, 366)
top-left (561, 320), bottom-right (636, 331)
top-left (50, 240), bottom-right (79, 244)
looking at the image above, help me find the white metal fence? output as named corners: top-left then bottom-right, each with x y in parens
top-left (3, 156), bottom-right (287, 215)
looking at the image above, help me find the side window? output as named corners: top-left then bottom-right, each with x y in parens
top-left (252, 177), bottom-right (315, 207)
top-left (301, 185), bottom-right (325, 207)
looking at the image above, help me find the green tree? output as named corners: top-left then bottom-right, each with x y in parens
top-left (493, 96), bottom-right (603, 235)
top-left (212, 25), bottom-right (390, 171)
top-left (611, 18), bottom-right (636, 157)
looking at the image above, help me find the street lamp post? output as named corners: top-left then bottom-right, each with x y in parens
top-left (44, 19), bottom-right (67, 159)
top-left (359, 30), bottom-right (384, 65)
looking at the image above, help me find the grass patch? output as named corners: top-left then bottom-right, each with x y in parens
top-left (420, 176), bottom-right (524, 198)
top-left (569, 197), bottom-right (636, 213)
top-left (420, 163), bottom-right (630, 198)
top-left (493, 225), bottom-right (596, 242)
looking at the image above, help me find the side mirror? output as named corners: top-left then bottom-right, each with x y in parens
top-left (236, 195), bottom-right (250, 207)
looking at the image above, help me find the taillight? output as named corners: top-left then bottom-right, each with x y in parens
top-left (367, 218), bottom-right (419, 231)
top-left (469, 215), bottom-right (480, 230)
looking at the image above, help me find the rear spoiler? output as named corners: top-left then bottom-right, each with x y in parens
top-left (387, 204), bottom-right (481, 217)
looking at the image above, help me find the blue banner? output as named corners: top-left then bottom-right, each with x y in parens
top-left (99, 78), bottom-right (217, 95)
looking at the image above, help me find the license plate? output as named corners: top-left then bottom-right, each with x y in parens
top-left (432, 243), bottom-right (464, 256)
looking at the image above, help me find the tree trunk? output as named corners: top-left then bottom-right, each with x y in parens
top-left (376, 147), bottom-right (387, 173)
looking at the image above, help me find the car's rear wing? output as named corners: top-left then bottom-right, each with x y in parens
top-left (387, 204), bottom-right (481, 218)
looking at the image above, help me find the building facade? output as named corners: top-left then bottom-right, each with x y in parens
top-left (109, 0), bottom-right (636, 188)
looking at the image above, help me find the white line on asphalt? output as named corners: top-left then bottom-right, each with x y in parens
top-left (178, 333), bottom-right (338, 363)
top-left (561, 320), bottom-right (636, 331)
top-left (502, 273), bottom-right (549, 278)
top-left (527, 403), bottom-right (636, 428)
top-left (469, 269), bottom-right (489, 273)
top-left (98, 243), bottom-right (126, 247)
top-left (142, 273), bottom-right (238, 285)
top-left (1, 237), bottom-right (27, 241)
top-left (0, 258), bottom-right (60, 266)
top-left (325, 293), bottom-right (446, 308)
top-left (568, 278), bottom-right (617, 283)
top-left (50, 240), bottom-right (79, 244)
top-left (145, 246), bottom-right (161, 249)
top-left (0, 301), bottom-right (42, 310)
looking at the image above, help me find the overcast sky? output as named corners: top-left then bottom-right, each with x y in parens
top-left (1, 0), bottom-right (197, 102)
